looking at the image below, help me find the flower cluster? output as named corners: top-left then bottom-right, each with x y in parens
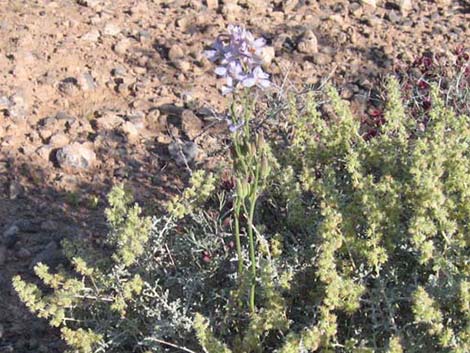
top-left (205, 25), bottom-right (271, 94)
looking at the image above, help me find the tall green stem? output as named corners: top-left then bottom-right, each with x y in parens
top-left (247, 165), bottom-right (260, 313)
top-left (234, 202), bottom-right (243, 275)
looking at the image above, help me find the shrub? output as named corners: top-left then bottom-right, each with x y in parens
top-left (14, 77), bottom-right (470, 353)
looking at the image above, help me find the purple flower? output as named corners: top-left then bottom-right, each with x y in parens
top-left (205, 25), bottom-right (271, 95)
top-left (241, 66), bottom-right (271, 89)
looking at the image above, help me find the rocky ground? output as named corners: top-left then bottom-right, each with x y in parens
top-left (0, 0), bottom-right (468, 352)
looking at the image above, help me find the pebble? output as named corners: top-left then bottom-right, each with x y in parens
top-left (168, 44), bottom-right (185, 62)
top-left (114, 38), bottom-right (132, 55)
top-left (205, 0), bottom-right (218, 9)
top-left (361, 0), bottom-right (376, 7)
top-left (103, 23), bottom-right (121, 36)
top-left (121, 121), bottom-right (140, 142)
top-left (59, 77), bottom-right (80, 96)
top-left (297, 30), bottom-right (318, 54)
top-left (56, 143), bottom-right (96, 170)
top-left (95, 111), bottom-right (124, 130)
top-left (82, 29), bottom-right (100, 42)
top-left (78, 72), bottom-right (97, 91)
top-left (48, 132), bottom-right (69, 146)
top-left (7, 94), bottom-right (28, 121)
top-left (313, 52), bottom-right (333, 65)
top-left (181, 110), bottom-right (203, 140)
top-left (261, 46), bottom-right (275, 66)
top-left (168, 140), bottom-right (198, 166)
top-left (222, 3), bottom-right (242, 21)
top-left (387, 10), bottom-right (402, 24)
top-left (9, 181), bottom-right (22, 200)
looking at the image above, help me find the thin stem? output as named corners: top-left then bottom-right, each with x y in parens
top-left (247, 164), bottom-right (260, 313)
top-left (234, 202), bottom-right (243, 275)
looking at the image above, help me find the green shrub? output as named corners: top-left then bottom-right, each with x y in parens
top-left (14, 78), bottom-right (470, 353)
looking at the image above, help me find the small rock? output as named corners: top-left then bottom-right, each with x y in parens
top-left (8, 94), bottom-right (28, 120)
top-left (78, 72), bottom-right (97, 91)
top-left (9, 181), bottom-right (22, 200)
top-left (168, 44), bottom-right (185, 62)
top-left (36, 144), bottom-right (54, 161)
top-left (77, 0), bottom-right (100, 7)
top-left (0, 323), bottom-right (3, 339)
top-left (313, 53), bottom-right (333, 65)
top-left (82, 29), bottom-right (100, 42)
top-left (121, 121), bottom-right (140, 142)
top-left (297, 30), bottom-right (318, 54)
top-left (59, 77), bottom-right (80, 96)
top-left (387, 10), bottom-right (401, 23)
top-left (114, 38), bottom-right (132, 55)
top-left (48, 132), bottom-right (69, 146)
top-left (174, 59), bottom-right (191, 73)
top-left (103, 23), bottom-right (120, 36)
top-left (56, 143), bottom-right (96, 170)
top-left (3, 224), bottom-right (19, 240)
top-left (222, 3), bottom-right (242, 21)
top-left (181, 110), bottom-right (203, 140)
top-left (205, 0), bottom-right (218, 9)
top-left (261, 46), bottom-right (275, 66)
top-left (168, 140), bottom-right (198, 166)
top-left (388, 0), bottom-right (412, 14)
top-left (361, 0), bottom-right (376, 7)
top-left (0, 96), bottom-right (10, 110)
top-left (95, 111), bottom-right (124, 130)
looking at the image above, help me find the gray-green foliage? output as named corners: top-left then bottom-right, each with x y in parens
top-left (14, 78), bottom-right (470, 353)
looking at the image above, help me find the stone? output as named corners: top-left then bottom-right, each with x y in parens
top-left (0, 96), bottom-right (10, 110)
top-left (8, 93), bottom-right (28, 120)
top-left (114, 38), bottom-right (132, 55)
top-left (103, 23), bottom-right (121, 36)
top-left (56, 143), bottom-right (96, 170)
top-left (9, 181), bottom-right (22, 200)
top-left (389, 0), bottom-right (412, 14)
top-left (59, 77), bottom-right (80, 96)
top-left (77, 0), bottom-right (100, 7)
top-left (261, 46), bottom-right (275, 66)
top-left (181, 110), bottom-right (203, 140)
top-left (387, 10), bottom-right (401, 23)
top-left (361, 0), bottom-right (376, 7)
top-left (205, 0), bottom-right (218, 9)
top-left (95, 111), bottom-right (124, 130)
top-left (297, 30), bottom-right (318, 54)
top-left (168, 44), bottom-right (185, 62)
top-left (82, 29), bottom-right (100, 42)
top-left (48, 132), bottom-right (70, 146)
top-left (78, 72), bottom-right (97, 91)
top-left (222, 3), bottom-right (242, 21)
top-left (168, 140), bottom-right (198, 166)
top-left (313, 52), bottom-right (333, 65)
top-left (121, 121), bottom-right (140, 142)
top-left (2, 223), bottom-right (18, 239)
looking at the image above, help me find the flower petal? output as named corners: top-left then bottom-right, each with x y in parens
top-left (214, 66), bottom-right (227, 76)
